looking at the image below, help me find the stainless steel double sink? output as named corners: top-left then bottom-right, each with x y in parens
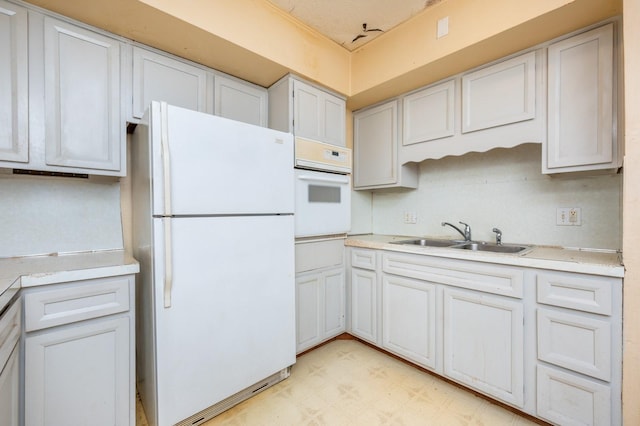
top-left (391, 238), bottom-right (532, 254)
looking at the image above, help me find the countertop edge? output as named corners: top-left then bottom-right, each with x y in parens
top-left (345, 235), bottom-right (624, 278)
top-left (0, 250), bottom-right (140, 298)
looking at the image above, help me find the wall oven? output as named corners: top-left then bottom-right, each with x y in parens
top-left (294, 137), bottom-right (351, 238)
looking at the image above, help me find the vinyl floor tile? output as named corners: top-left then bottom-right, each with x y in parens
top-left (137, 339), bottom-right (542, 426)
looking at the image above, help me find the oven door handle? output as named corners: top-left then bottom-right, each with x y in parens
top-left (297, 174), bottom-right (350, 185)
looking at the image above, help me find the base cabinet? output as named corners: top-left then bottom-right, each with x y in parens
top-left (382, 274), bottom-right (436, 369)
top-left (295, 239), bottom-right (346, 353)
top-left (443, 287), bottom-right (524, 408)
top-left (346, 246), bottom-right (622, 424)
top-left (296, 267), bottom-right (345, 353)
top-left (22, 275), bottom-right (135, 426)
top-left (25, 316), bottom-right (131, 426)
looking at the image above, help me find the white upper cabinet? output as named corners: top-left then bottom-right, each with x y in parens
top-left (398, 49), bottom-right (545, 164)
top-left (354, 99), bottom-right (418, 190)
top-left (403, 79), bottom-right (455, 145)
top-left (41, 16), bottom-right (123, 173)
top-left (462, 51), bottom-right (536, 133)
top-left (294, 79), bottom-right (345, 146)
top-left (131, 46), bottom-right (210, 120)
top-left (214, 73), bottom-right (267, 127)
top-left (268, 75), bottom-right (346, 146)
top-left (0, 0), bottom-right (28, 164)
top-left (544, 23), bottom-right (617, 174)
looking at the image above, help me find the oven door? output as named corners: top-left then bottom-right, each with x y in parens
top-left (294, 169), bottom-right (351, 237)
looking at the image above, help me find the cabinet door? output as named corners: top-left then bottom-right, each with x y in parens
top-left (132, 46), bottom-right (209, 119)
top-left (296, 273), bottom-right (321, 352)
top-left (322, 93), bottom-right (346, 147)
top-left (403, 79), bottom-right (455, 145)
top-left (443, 287), bottom-right (524, 407)
top-left (462, 51), bottom-right (536, 133)
top-left (382, 275), bottom-right (436, 369)
top-left (0, 0), bottom-right (28, 163)
top-left (354, 100), bottom-right (398, 187)
top-left (546, 24), bottom-right (615, 172)
top-left (293, 80), bottom-right (345, 146)
top-left (323, 267), bottom-right (345, 337)
top-left (25, 316), bottom-right (131, 426)
top-left (214, 74), bottom-right (267, 126)
top-left (351, 268), bottom-right (378, 344)
top-left (43, 16), bottom-right (123, 172)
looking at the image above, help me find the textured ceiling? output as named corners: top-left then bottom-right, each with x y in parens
top-left (267, 0), bottom-right (444, 50)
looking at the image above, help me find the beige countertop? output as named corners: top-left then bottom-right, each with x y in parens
top-left (0, 250), bottom-right (140, 312)
top-left (346, 234), bottom-right (624, 278)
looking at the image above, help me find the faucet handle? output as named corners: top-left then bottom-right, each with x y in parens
top-left (459, 221), bottom-right (471, 241)
top-left (492, 228), bottom-right (502, 245)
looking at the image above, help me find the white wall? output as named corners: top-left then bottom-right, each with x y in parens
top-left (0, 172), bottom-right (124, 258)
top-left (356, 144), bottom-right (621, 250)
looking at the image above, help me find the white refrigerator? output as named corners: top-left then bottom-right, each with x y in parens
top-left (131, 102), bottom-right (296, 426)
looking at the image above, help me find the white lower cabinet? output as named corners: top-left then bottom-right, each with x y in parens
top-left (23, 275), bottom-right (135, 426)
top-left (382, 274), bottom-right (436, 369)
top-left (25, 317), bottom-right (131, 426)
top-left (345, 246), bottom-right (622, 424)
top-left (295, 239), bottom-right (345, 353)
top-left (535, 269), bottom-right (621, 425)
top-left (0, 299), bottom-right (20, 426)
top-left (443, 287), bottom-right (524, 408)
top-left (296, 267), bottom-right (345, 353)
top-left (349, 249), bottom-right (379, 345)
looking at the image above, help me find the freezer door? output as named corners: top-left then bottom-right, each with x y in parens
top-left (152, 215), bottom-right (295, 425)
top-left (149, 102), bottom-right (294, 216)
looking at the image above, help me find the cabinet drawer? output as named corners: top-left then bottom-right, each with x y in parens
top-left (296, 239), bottom-right (344, 273)
top-left (537, 271), bottom-right (615, 315)
top-left (537, 308), bottom-right (611, 381)
top-left (383, 252), bottom-right (524, 298)
top-left (537, 364), bottom-right (611, 426)
top-left (24, 275), bottom-right (132, 332)
top-left (351, 248), bottom-right (376, 270)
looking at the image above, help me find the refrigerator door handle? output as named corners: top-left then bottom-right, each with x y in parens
top-left (163, 217), bottom-right (173, 308)
top-left (161, 102), bottom-right (172, 217)
top-left (161, 103), bottom-right (173, 308)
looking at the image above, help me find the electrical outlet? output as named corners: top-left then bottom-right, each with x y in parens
top-left (403, 211), bottom-right (418, 224)
top-left (556, 207), bottom-right (581, 226)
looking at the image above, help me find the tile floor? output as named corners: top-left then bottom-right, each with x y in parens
top-left (137, 339), bottom-right (543, 425)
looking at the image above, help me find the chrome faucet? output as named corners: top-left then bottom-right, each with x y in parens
top-left (441, 221), bottom-right (472, 241)
top-left (492, 228), bottom-right (502, 245)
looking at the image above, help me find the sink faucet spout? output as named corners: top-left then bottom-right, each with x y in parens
top-left (441, 221), bottom-right (472, 241)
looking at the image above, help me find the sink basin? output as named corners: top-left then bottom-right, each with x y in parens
top-left (392, 238), bottom-right (462, 248)
top-left (452, 242), bottom-right (531, 254)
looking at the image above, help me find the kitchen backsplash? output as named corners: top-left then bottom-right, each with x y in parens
top-left (0, 172), bottom-right (124, 258)
top-left (351, 143), bottom-right (622, 250)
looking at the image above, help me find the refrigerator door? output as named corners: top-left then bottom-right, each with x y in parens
top-left (152, 215), bottom-right (295, 426)
top-left (148, 102), bottom-right (294, 216)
